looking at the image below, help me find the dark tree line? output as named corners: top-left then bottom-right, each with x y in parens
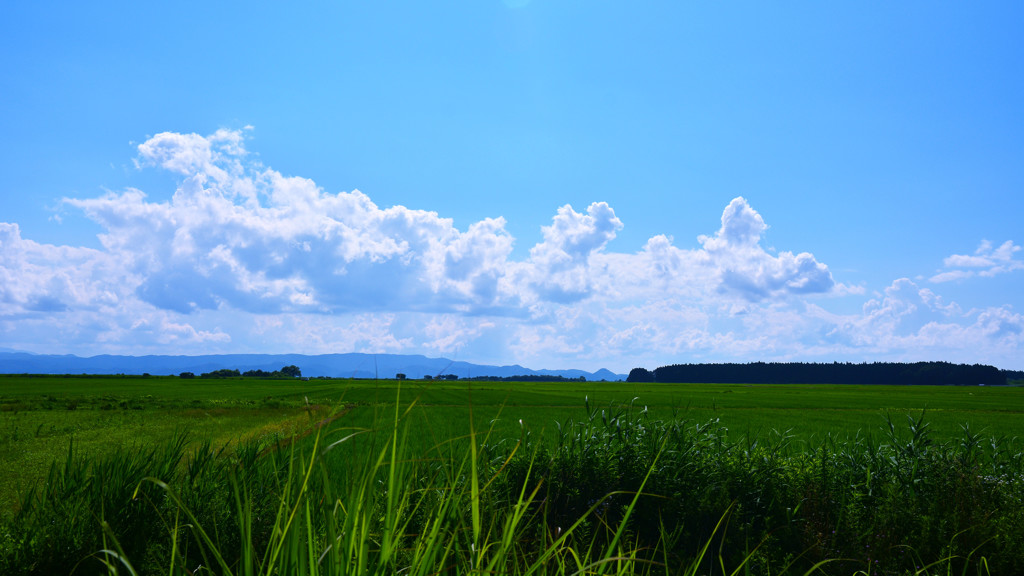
top-left (628, 361), bottom-right (1006, 386)
top-left (185, 365), bottom-right (302, 379)
top-left (242, 365), bottom-right (302, 378)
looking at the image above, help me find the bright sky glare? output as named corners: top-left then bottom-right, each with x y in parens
top-left (1, 2), bottom-right (1022, 372)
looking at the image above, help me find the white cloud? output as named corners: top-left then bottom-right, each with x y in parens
top-left (518, 202), bottom-right (623, 303)
top-left (422, 315), bottom-right (497, 354)
top-left (0, 222), bottom-right (127, 315)
top-left (930, 240), bottom-right (1023, 282)
top-left (282, 313), bottom-right (415, 355)
top-left (0, 222), bottom-right (227, 354)
top-left (700, 196), bottom-right (767, 250)
top-left (67, 134), bottom-right (521, 315)
top-left (3, 128), bottom-right (1022, 371)
top-left (61, 132), bottom-right (837, 320)
top-left (136, 129), bottom-right (246, 187)
top-left (698, 197), bottom-right (835, 300)
top-left (795, 278), bottom-right (1020, 366)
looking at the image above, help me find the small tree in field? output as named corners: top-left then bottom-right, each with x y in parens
top-left (396, 373), bottom-right (407, 380)
top-left (280, 365), bottom-right (302, 378)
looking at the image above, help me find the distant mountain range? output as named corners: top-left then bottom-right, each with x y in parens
top-left (0, 351), bottom-right (625, 381)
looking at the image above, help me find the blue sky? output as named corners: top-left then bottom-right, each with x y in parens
top-left (2, 1), bottom-right (1022, 372)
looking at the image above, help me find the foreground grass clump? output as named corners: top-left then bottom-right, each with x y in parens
top-left (1, 398), bottom-right (1022, 575)
top-left (496, 402), bottom-right (1024, 575)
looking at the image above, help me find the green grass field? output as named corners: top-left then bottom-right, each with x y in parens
top-left (3, 374), bottom-right (1022, 512)
top-left (3, 374), bottom-right (1024, 575)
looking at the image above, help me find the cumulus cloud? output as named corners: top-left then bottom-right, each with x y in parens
top-left (4, 128), bottom-right (1021, 371)
top-left (67, 133), bottom-right (522, 315)
top-left (930, 240), bottom-right (1023, 283)
top-left (0, 222), bottom-right (227, 353)
top-left (59, 131), bottom-right (838, 321)
top-left (519, 202), bottom-right (623, 303)
top-left (0, 222), bottom-right (126, 315)
top-left (793, 277), bottom-right (1022, 367)
top-left (136, 129), bottom-right (247, 187)
top-left (698, 197), bottom-right (834, 300)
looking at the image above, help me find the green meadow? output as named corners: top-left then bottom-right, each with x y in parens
top-left (1, 374), bottom-right (1023, 575)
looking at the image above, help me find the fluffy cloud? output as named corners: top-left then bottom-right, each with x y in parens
top-left (3, 128), bottom-right (1021, 371)
top-left (0, 222), bottom-right (228, 353)
top-left (791, 277), bottom-right (1023, 366)
top-left (698, 197), bottom-right (834, 299)
top-left (930, 240), bottom-right (1023, 283)
top-left (136, 129), bottom-right (247, 186)
top-left (0, 222), bottom-right (126, 315)
top-left (519, 202), bottom-right (623, 303)
top-left (68, 140), bottom-right (520, 315)
top-left (62, 130), bottom-right (837, 319)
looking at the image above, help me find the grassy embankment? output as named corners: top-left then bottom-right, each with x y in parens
top-left (1, 375), bottom-right (1023, 574)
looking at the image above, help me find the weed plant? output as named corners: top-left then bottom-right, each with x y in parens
top-left (1, 395), bottom-right (1022, 575)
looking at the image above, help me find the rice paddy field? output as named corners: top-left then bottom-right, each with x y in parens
top-left (1, 374), bottom-right (1023, 575)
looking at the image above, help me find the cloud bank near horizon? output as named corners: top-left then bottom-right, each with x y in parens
top-left (1, 129), bottom-right (1022, 370)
